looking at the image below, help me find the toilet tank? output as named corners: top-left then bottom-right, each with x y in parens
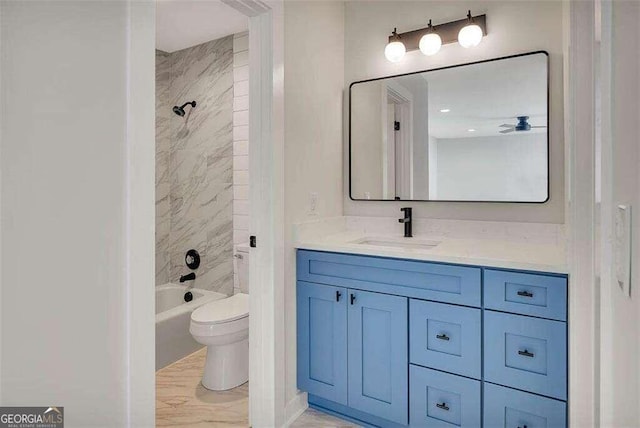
top-left (235, 244), bottom-right (250, 293)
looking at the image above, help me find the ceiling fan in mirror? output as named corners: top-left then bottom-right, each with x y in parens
top-left (499, 116), bottom-right (547, 134)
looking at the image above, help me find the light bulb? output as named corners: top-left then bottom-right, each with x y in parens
top-left (385, 28), bottom-right (406, 63)
top-left (458, 23), bottom-right (483, 48)
top-left (385, 41), bottom-right (406, 62)
top-left (419, 32), bottom-right (442, 56)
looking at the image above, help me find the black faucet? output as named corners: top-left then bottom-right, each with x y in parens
top-left (398, 207), bottom-right (413, 238)
top-left (179, 272), bottom-right (196, 283)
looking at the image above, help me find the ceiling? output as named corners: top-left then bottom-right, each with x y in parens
top-left (395, 53), bottom-right (548, 139)
top-left (156, 0), bottom-right (248, 53)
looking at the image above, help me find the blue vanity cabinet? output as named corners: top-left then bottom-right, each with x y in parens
top-left (348, 289), bottom-right (408, 425)
top-left (297, 281), bottom-right (348, 405)
top-left (296, 250), bottom-right (569, 428)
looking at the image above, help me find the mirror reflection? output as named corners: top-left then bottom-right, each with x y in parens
top-left (349, 52), bottom-right (549, 202)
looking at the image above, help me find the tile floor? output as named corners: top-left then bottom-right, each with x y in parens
top-left (290, 408), bottom-right (360, 427)
top-left (156, 347), bottom-right (360, 427)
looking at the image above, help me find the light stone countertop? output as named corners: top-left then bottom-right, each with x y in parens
top-left (296, 230), bottom-right (568, 274)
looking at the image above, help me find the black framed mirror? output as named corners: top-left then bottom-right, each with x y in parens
top-left (349, 51), bottom-right (549, 203)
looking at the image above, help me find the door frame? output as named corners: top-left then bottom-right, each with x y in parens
top-left (566, 1), bottom-right (598, 426)
top-left (175, 0), bottom-right (285, 427)
top-left (381, 81), bottom-right (414, 199)
top-left (213, 1), bottom-right (287, 425)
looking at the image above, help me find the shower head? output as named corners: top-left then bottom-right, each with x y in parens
top-left (172, 101), bottom-right (196, 117)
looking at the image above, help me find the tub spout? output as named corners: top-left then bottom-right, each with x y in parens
top-left (179, 272), bottom-right (196, 283)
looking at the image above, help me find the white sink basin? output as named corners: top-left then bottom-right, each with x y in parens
top-left (350, 237), bottom-right (441, 251)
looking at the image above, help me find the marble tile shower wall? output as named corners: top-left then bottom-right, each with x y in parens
top-left (156, 51), bottom-right (171, 286)
top-left (155, 35), bottom-right (234, 295)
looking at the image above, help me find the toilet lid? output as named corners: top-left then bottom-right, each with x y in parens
top-left (191, 293), bottom-right (249, 324)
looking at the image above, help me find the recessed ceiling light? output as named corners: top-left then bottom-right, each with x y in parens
top-left (440, 109), bottom-right (451, 113)
top-left (467, 128), bottom-right (476, 132)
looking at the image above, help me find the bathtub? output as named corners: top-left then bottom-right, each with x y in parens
top-left (156, 283), bottom-right (226, 370)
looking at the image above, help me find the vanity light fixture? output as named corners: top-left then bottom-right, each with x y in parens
top-left (440, 108), bottom-right (451, 113)
top-left (419, 20), bottom-right (442, 56)
top-left (384, 28), bottom-right (406, 63)
top-left (467, 128), bottom-right (476, 132)
top-left (458, 10), bottom-right (484, 48)
top-left (385, 12), bottom-right (486, 62)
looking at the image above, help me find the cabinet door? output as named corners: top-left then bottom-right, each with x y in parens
top-left (297, 281), bottom-right (348, 405)
top-left (348, 289), bottom-right (408, 425)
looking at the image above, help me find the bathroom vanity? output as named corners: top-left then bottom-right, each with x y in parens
top-left (296, 240), bottom-right (568, 427)
top-left (297, 47), bottom-right (566, 427)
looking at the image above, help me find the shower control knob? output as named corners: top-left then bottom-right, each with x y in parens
top-left (185, 249), bottom-right (200, 270)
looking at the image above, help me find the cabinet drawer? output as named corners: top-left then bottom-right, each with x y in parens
top-left (484, 269), bottom-right (567, 321)
top-left (297, 250), bottom-right (481, 307)
top-left (484, 311), bottom-right (567, 400)
top-left (484, 383), bottom-right (567, 428)
top-left (409, 365), bottom-right (481, 427)
top-left (410, 300), bottom-right (481, 379)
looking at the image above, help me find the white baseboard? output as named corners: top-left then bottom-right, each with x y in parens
top-left (284, 391), bottom-right (308, 427)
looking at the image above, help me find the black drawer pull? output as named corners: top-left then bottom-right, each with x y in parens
top-left (436, 334), bottom-right (450, 341)
top-left (336, 291), bottom-right (342, 302)
top-left (517, 290), bottom-right (534, 298)
top-left (518, 425), bottom-right (528, 428)
top-left (436, 402), bottom-right (450, 411)
top-left (350, 293), bottom-right (356, 305)
top-left (518, 349), bottom-right (535, 358)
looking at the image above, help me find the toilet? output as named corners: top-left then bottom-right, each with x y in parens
top-left (190, 245), bottom-right (250, 390)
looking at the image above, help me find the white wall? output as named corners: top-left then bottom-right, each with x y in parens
top-left (433, 134), bottom-right (547, 202)
top-left (0, 1), bottom-right (155, 426)
top-left (344, 0), bottom-right (564, 223)
top-left (350, 81), bottom-right (384, 198)
top-left (283, 0), bottom-right (345, 415)
top-left (599, 1), bottom-right (640, 426)
top-left (233, 31), bottom-right (250, 292)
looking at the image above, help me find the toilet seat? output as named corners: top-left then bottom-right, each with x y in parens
top-left (191, 293), bottom-right (249, 325)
